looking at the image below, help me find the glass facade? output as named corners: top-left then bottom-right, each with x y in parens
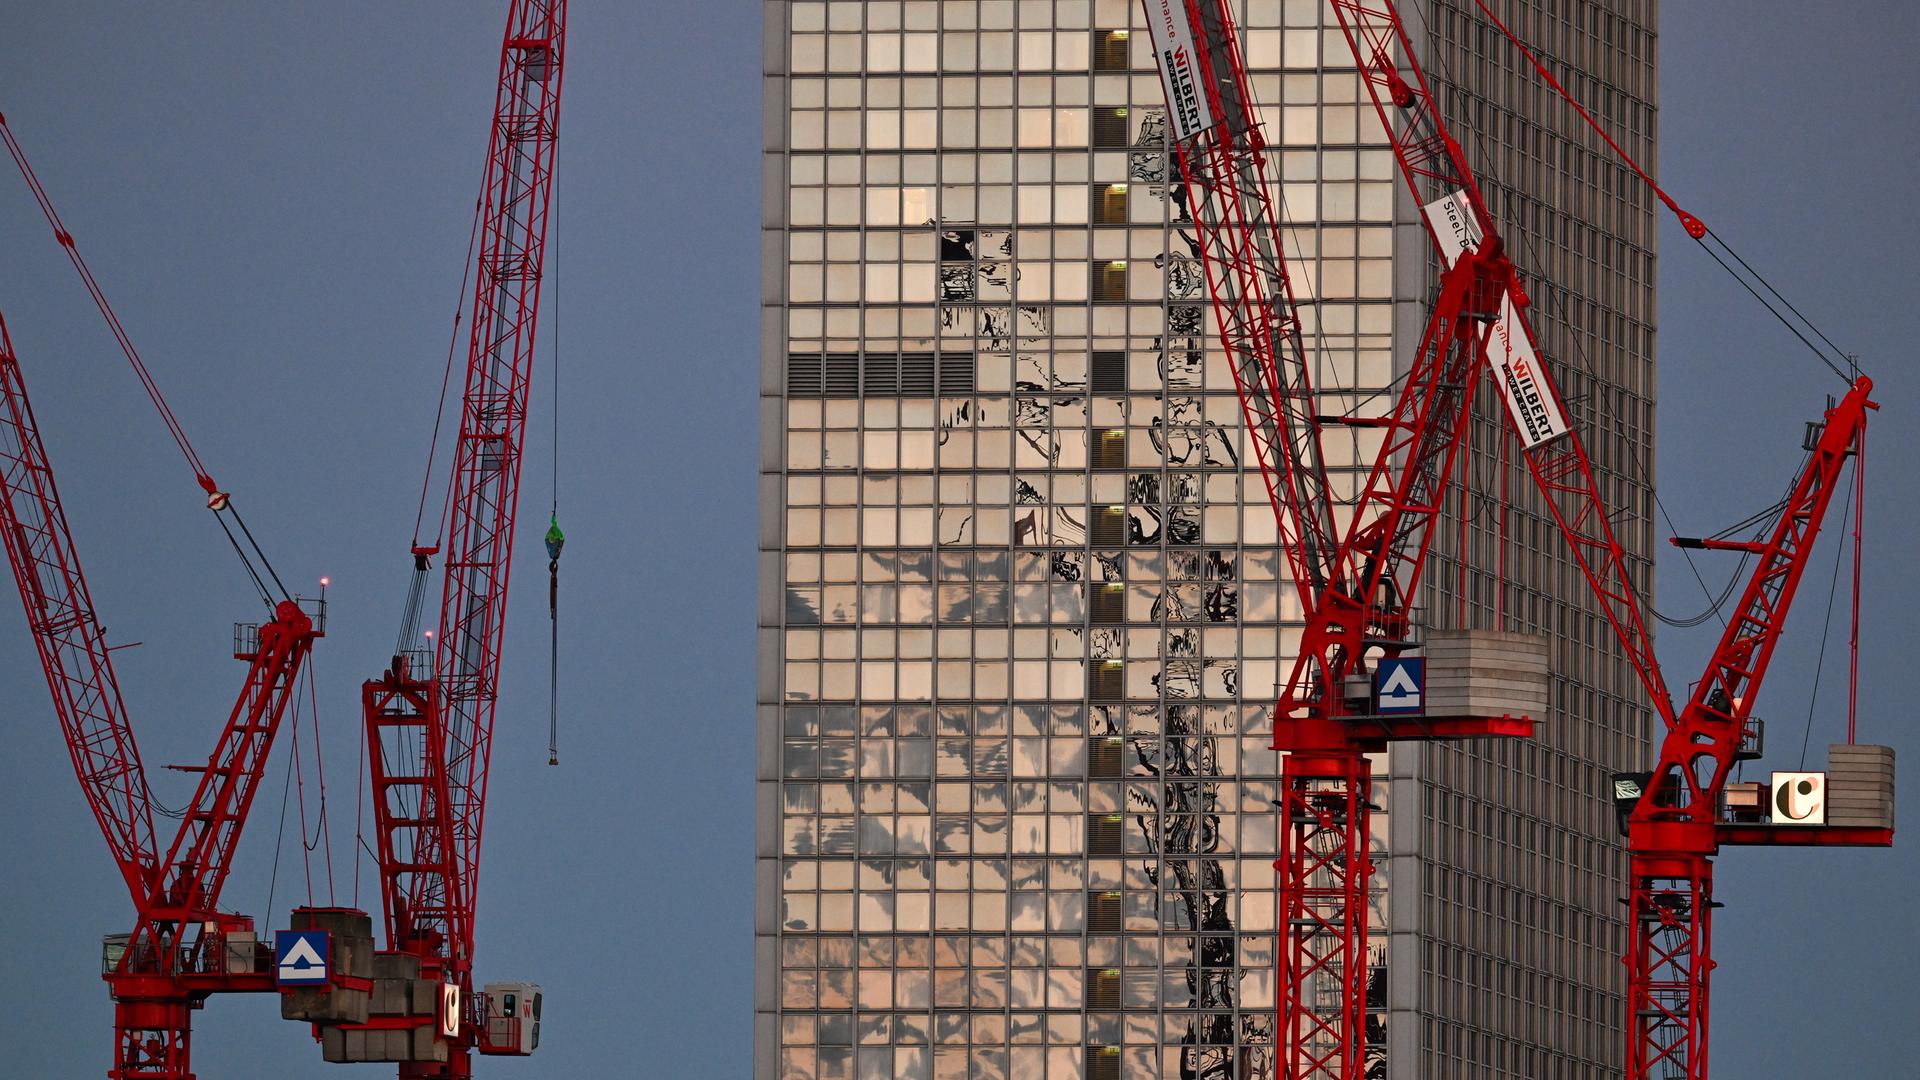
top-left (756, 2), bottom-right (1656, 1078)
top-left (1403, 1), bottom-right (1658, 1074)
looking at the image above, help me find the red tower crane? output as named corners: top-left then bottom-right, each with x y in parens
top-left (1332, 5), bottom-right (1891, 1075)
top-left (1620, 379), bottom-right (1878, 1079)
top-left (1430, 4), bottom-right (1889, 1073)
top-left (0, 124), bottom-right (324, 1080)
top-left (8, 2), bottom-right (567, 1072)
top-left (1140, 0), bottom-right (1819, 1072)
top-left (352, 3), bottom-right (566, 1075)
top-left (1147, 0), bottom-right (1887, 1075)
top-left (1136, 0), bottom-right (1640, 1072)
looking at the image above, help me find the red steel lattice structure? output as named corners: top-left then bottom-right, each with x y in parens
top-left (1624, 379), bottom-right (1878, 1079)
top-left (0, 308), bottom-right (156, 903)
top-left (1324, 0), bottom-right (1672, 726)
top-left (1328, 6), bottom-right (1886, 1076)
top-left (1137, 0), bottom-right (1617, 1072)
top-left (2, 3), bottom-right (567, 1074)
top-left (363, 2), bottom-right (565, 1074)
top-left (0, 273), bottom-right (320, 1079)
top-left (1150, 0), bottom-right (1886, 1075)
top-left (1140, 0), bottom-right (1805, 1073)
top-left (1326, 4), bottom-right (1889, 1076)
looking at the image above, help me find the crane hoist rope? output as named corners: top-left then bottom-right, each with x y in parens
top-left (546, 173), bottom-right (564, 767)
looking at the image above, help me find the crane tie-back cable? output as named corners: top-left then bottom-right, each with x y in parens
top-left (412, 194), bottom-right (486, 554)
top-left (3, 115), bottom-right (291, 606)
top-left (1696, 227), bottom-right (1855, 383)
top-left (1, 116), bottom-right (213, 489)
top-left (1467, 0), bottom-right (1858, 386)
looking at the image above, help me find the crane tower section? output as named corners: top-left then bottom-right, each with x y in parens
top-left (1140, 2), bottom-right (1578, 1075)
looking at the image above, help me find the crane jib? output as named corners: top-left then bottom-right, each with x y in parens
top-left (1421, 189), bottom-right (1571, 449)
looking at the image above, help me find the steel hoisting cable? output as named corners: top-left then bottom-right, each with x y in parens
top-left (547, 179), bottom-right (563, 767)
top-left (1653, 551), bottom-right (1746, 629)
top-left (1796, 473), bottom-right (1856, 770)
top-left (1696, 230), bottom-right (1854, 383)
top-left (289, 665), bottom-right (315, 905)
top-left (1407, 3), bottom-right (1701, 625)
top-left (1, 116), bottom-right (214, 488)
top-left (3, 116), bottom-right (289, 606)
top-left (264, 727), bottom-right (298, 928)
top-left (227, 499), bottom-right (291, 599)
top-left (1467, 0), bottom-right (1858, 386)
top-left (1707, 492), bottom-right (1795, 542)
top-left (304, 650), bottom-right (336, 904)
top-left (1709, 236), bottom-right (1857, 375)
top-left (1649, 457), bottom-right (1805, 629)
top-left (212, 512), bottom-right (274, 603)
top-left (411, 194), bottom-right (486, 555)
top-left (1847, 422), bottom-right (1865, 743)
top-left (552, 177), bottom-right (561, 519)
top-left (352, 684), bottom-right (368, 909)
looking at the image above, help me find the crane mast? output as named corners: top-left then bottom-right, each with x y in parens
top-left (1141, 2), bottom-right (1572, 1074)
top-left (364, 2), bottom-right (565, 1073)
top-left (1, 272), bottom-right (320, 1080)
top-left (1624, 379), bottom-right (1877, 1079)
top-left (1325, 5), bottom-right (1890, 1078)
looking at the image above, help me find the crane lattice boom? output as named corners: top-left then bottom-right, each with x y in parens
top-left (1624, 379), bottom-right (1875, 1079)
top-left (0, 308), bottom-right (157, 899)
top-left (0, 135), bottom-right (324, 1076)
top-left (364, 4), bottom-right (565, 1075)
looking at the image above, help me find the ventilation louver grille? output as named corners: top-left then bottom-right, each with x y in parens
top-left (787, 352), bottom-right (974, 396)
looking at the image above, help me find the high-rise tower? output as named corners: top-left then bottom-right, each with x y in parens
top-left (755, 2), bottom-right (1658, 1077)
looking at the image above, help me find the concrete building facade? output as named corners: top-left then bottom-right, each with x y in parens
top-left (755, 2), bottom-right (1658, 1077)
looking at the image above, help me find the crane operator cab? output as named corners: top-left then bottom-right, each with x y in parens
top-left (480, 981), bottom-right (542, 1055)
